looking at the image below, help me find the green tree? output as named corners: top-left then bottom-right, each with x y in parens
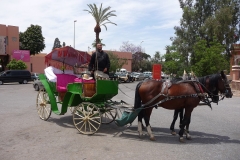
top-left (162, 46), bottom-right (185, 77)
top-left (202, 3), bottom-right (240, 58)
top-left (152, 51), bottom-right (162, 64)
top-left (84, 3), bottom-right (117, 48)
top-left (19, 24), bottom-right (45, 55)
top-left (6, 59), bottom-right (27, 70)
top-left (107, 51), bottom-right (127, 72)
top-left (192, 37), bottom-right (229, 76)
top-left (52, 38), bottom-right (62, 50)
top-left (172, 0), bottom-right (240, 66)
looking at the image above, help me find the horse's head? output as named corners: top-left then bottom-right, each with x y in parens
top-left (218, 71), bottom-right (233, 98)
top-left (202, 71), bottom-right (233, 102)
top-left (210, 71), bottom-right (233, 100)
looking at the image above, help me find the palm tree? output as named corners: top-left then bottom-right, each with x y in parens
top-left (92, 39), bottom-right (106, 48)
top-left (84, 3), bottom-right (117, 48)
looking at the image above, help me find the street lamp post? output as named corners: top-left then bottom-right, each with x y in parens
top-left (140, 41), bottom-right (144, 52)
top-left (74, 20), bottom-right (77, 48)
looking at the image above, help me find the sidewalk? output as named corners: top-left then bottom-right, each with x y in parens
top-left (232, 90), bottom-right (240, 97)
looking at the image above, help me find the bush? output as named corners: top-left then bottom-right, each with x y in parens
top-left (6, 59), bottom-right (27, 70)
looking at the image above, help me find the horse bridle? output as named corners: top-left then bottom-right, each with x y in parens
top-left (199, 74), bottom-right (229, 104)
top-left (220, 76), bottom-right (231, 98)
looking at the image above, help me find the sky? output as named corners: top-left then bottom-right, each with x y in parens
top-left (1, 0), bottom-right (183, 57)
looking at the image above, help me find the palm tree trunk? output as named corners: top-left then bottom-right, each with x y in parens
top-left (94, 24), bottom-right (101, 49)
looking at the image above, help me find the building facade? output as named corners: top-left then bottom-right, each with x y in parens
top-left (230, 44), bottom-right (240, 90)
top-left (0, 24), bottom-right (19, 71)
top-left (0, 24), bottom-right (132, 74)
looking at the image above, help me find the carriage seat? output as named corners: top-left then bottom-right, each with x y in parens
top-left (56, 74), bottom-right (78, 92)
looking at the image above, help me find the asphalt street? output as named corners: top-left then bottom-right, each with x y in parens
top-left (0, 81), bottom-right (239, 160)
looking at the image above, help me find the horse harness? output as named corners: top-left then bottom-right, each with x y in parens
top-left (141, 80), bottom-right (208, 109)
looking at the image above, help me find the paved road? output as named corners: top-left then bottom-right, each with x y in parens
top-left (0, 82), bottom-right (239, 160)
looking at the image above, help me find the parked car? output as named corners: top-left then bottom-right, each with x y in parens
top-left (133, 72), bottom-right (145, 81)
top-left (119, 73), bottom-right (135, 82)
top-left (33, 79), bottom-right (45, 91)
top-left (0, 70), bottom-right (31, 85)
top-left (31, 72), bottom-right (39, 81)
top-left (109, 72), bottom-right (119, 80)
top-left (143, 71), bottom-right (152, 79)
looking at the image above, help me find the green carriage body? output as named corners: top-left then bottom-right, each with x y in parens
top-left (39, 74), bottom-right (118, 115)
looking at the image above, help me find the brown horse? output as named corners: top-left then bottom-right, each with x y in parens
top-left (134, 71), bottom-right (232, 142)
top-left (169, 72), bottom-right (233, 138)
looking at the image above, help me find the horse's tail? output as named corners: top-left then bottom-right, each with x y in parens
top-left (134, 82), bottom-right (143, 109)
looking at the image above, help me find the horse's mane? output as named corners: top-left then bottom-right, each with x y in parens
top-left (171, 73), bottom-right (221, 88)
top-left (198, 73), bottom-right (220, 88)
top-left (170, 78), bottom-right (183, 83)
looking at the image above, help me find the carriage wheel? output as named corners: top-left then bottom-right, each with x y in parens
top-left (69, 106), bottom-right (75, 114)
top-left (101, 107), bottom-right (117, 124)
top-left (73, 102), bottom-right (101, 135)
top-left (36, 90), bottom-right (52, 121)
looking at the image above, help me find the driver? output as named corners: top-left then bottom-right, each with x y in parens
top-left (88, 43), bottom-right (110, 77)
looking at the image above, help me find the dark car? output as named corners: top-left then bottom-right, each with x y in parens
top-left (119, 73), bottom-right (135, 82)
top-left (33, 79), bottom-right (45, 91)
top-left (31, 72), bottom-right (39, 81)
top-left (109, 72), bottom-right (119, 80)
top-left (0, 70), bottom-right (32, 85)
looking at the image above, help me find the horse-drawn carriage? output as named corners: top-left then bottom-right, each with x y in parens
top-left (36, 46), bottom-right (233, 142)
top-left (36, 47), bottom-right (137, 135)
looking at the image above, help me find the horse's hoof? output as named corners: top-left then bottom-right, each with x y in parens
top-left (179, 137), bottom-right (185, 143)
top-left (139, 134), bottom-right (144, 139)
top-left (150, 137), bottom-right (156, 141)
top-left (171, 130), bottom-right (176, 135)
top-left (186, 135), bottom-right (192, 140)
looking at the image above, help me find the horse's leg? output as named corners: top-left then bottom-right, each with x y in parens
top-left (144, 107), bottom-right (155, 141)
top-left (170, 109), bottom-right (180, 135)
top-left (184, 115), bottom-right (191, 140)
top-left (178, 116), bottom-right (188, 142)
top-left (138, 110), bottom-right (144, 138)
top-left (179, 108), bottom-right (184, 128)
top-left (179, 107), bottom-right (193, 142)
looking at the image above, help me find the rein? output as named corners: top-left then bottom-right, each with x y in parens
top-left (139, 79), bottom-right (225, 111)
top-left (140, 93), bottom-right (201, 110)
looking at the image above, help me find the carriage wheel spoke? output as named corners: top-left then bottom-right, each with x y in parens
top-left (101, 108), bottom-right (117, 124)
top-left (73, 102), bottom-right (101, 135)
top-left (75, 120), bottom-right (84, 126)
top-left (74, 117), bottom-right (84, 120)
top-left (89, 118), bottom-right (101, 125)
top-left (44, 107), bottom-right (50, 116)
top-left (88, 121), bottom-right (98, 131)
top-left (78, 121), bottom-right (86, 132)
top-left (36, 91), bottom-right (52, 121)
top-left (89, 112), bottom-right (100, 118)
top-left (88, 121), bottom-right (92, 132)
top-left (75, 111), bottom-right (84, 118)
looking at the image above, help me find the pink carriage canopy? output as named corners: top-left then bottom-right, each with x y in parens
top-left (45, 46), bottom-right (91, 70)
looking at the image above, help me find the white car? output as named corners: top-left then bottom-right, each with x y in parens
top-left (143, 71), bottom-right (152, 79)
